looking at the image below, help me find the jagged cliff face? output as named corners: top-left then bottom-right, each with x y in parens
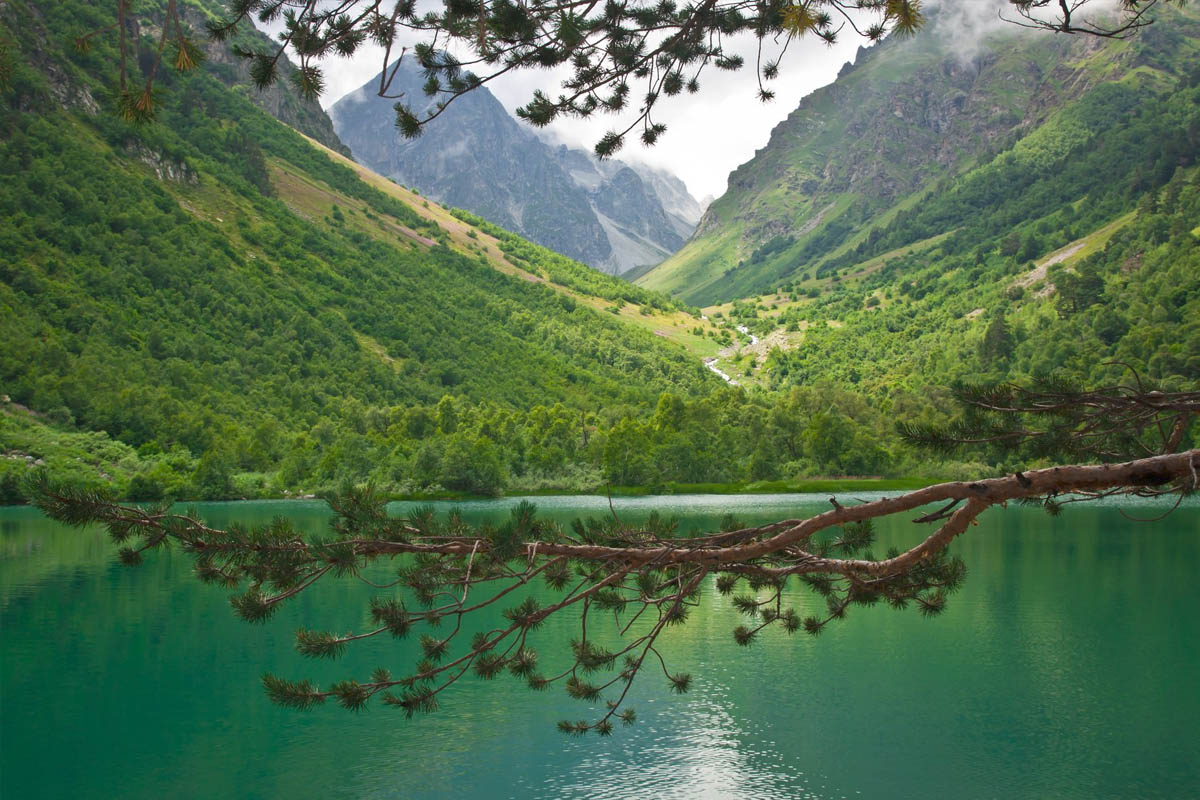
top-left (187, 5), bottom-right (351, 158)
top-left (331, 71), bottom-right (611, 266)
top-left (633, 164), bottom-right (708, 241)
top-left (637, 15), bottom-right (1146, 304)
top-left (329, 67), bottom-right (701, 274)
top-left (545, 144), bottom-right (702, 272)
top-left (6, 0), bottom-right (350, 156)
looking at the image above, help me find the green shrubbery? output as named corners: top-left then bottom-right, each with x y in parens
top-left (0, 51), bottom-right (711, 500)
top-left (764, 167), bottom-right (1200, 393)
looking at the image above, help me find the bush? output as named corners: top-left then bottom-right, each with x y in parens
top-left (0, 467), bottom-right (29, 505)
top-left (126, 472), bottom-right (165, 501)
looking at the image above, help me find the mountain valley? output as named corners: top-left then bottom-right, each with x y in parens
top-left (329, 66), bottom-right (704, 275)
top-left (0, 0), bottom-right (1196, 503)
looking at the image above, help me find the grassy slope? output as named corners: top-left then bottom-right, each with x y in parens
top-left (746, 163), bottom-right (1197, 396)
top-left (699, 215), bottom-right (1137, 390)
top-left (640, 10), bottom-right (1198, 306)
top-left (0, 0), bottom-right (737, 498)
top-left (636, 31), bottom-right (994, 302)
top-left (293, 134), bottom-right (725, 357)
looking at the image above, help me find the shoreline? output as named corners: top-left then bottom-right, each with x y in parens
top-left (498, 476), bottom-right (945, 499)
top-left (255, 476), bottom-right (951, 503)
top-left (0, 477), bottom-right (951, 508)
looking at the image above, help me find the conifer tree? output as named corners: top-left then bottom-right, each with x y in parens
top-left (978, 315), bottom-right (1013, 364)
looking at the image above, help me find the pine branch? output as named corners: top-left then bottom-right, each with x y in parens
top-left (26, 448), bottom-right (1199, 733)
top-left (82, 0), bottom-right (1164, 150)
top-left (902, 378), bottom-right (1200, 461)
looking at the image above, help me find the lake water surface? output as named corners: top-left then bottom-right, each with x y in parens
top-left (3, 494), bottom-right (1198, 799)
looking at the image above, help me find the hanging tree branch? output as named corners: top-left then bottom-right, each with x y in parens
top-left (898, 374), bottom-right (1200, 464)
top-left (77, 0), bottom-right (1179, 151)
top-left (999, 0), bottom-right (1174, 39)
top-left (29, 442), bottom-right (1199, 734)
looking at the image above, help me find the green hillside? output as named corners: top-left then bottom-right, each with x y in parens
top-left (2, 0), bottom-right (1194, 504)
top-left (704, 171), bottom-right (1199, 388)
top-left (640, 9), bottom-right (1200, 305)
top-left (0, 0), bottom-right (733, 499)
top-left (686, 68), bottom-right (1200, 393)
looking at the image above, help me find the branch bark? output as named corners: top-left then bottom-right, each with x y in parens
top-left (29, 448), bottom-right (1198, 731)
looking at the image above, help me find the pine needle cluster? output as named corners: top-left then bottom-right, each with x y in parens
top-left (70, 0), bottom-right (1152, 152)
top-left (900, 373), bottom-right (1199, 467)
top-left (26, 419), bottom-right (1198, 735)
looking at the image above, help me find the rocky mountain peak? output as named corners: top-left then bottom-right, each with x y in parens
top-left (329, 67), bottom-right (701, 275)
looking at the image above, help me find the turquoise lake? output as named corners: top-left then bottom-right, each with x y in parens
top-left (2, 494), bottom-right (1198, 799)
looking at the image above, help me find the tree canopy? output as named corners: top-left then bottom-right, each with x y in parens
top-left (84, 0), bottom-right (1181, 152)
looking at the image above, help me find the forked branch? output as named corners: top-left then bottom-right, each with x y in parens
top-left (29, 448), bottom-right (1198, 733)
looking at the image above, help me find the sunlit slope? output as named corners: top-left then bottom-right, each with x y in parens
top-left (292, 133), bottom-right (724, 357)
top-left (639, 8), bottom-right (1200, 306)
top-left (0, 0), bottom-right (723, 461)
top-left (691, 162), bottom-right (1198, 398)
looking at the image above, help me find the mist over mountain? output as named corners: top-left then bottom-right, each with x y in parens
top-left (329, 66), bottom-right (703, 274)
top-left (639, 7), bottom-right (1200, 304)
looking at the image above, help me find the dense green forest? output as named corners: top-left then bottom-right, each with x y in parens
top-left (642, 8), bottom-right (1200, 305)
top-left (1, 0), bottom-right (1196, 503)
top-left (0, 0), bottom-right (722, 500)
top-left (756, 168), bottom-right (1200, 392)
top-left (2, 378), bottom-right (962, 503)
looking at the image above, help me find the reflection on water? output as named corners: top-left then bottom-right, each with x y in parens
top-left (2, 496), bottom-right (1199, 799)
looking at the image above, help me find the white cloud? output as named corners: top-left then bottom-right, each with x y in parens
top-left (260, 0), bottom-right (1129, 199)
top-left (310, 31), bottom-right (860, 200)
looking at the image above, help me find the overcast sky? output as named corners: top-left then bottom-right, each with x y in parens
top-left (309, 34), bottom-right (865, 201)
top-left (276, 0), bottom-right (1048, 201)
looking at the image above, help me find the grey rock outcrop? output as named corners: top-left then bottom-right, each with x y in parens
top-left (330, 66), bottom-right (701, 274)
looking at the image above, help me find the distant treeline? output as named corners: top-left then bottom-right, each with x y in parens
top-left (1, 382), bottom-right (989, 503)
